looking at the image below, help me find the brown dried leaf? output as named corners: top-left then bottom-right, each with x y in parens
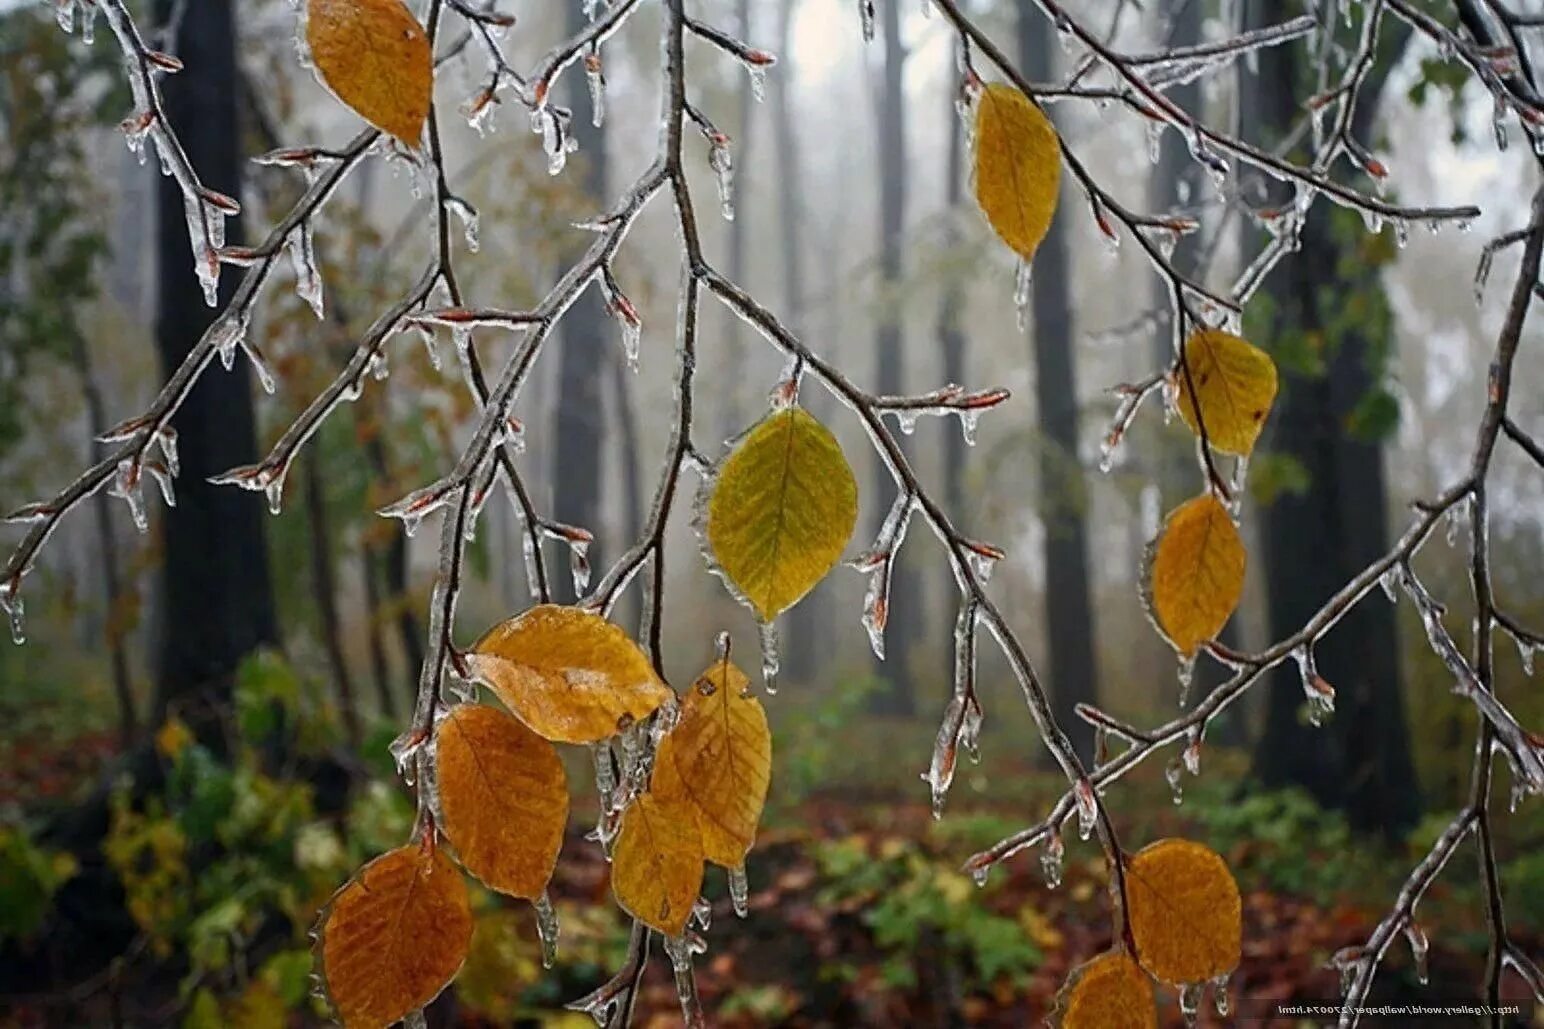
top-left (468, 605), bottom-right (672, 745)
top-left (306, 0), bottom-right (432, 146)
top-left (435, 703), bottom-right (568, 899)
top-left (652, 657), bottom-right (771, 868)
top-left (1125, 838), bottom-right (1242, 985)
top-left (318, 843), bottom-right (471, 1027)
top-left (1144, 493), bottom-right (1245, 657)
top-left (610, 792), bottom-right (704, 937)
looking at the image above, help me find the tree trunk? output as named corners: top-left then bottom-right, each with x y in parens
top-left (868, 0), bottom-right (921, 715)
top-left (1244, 0), bottom-right (1419, 838)
top-left (609, 344), bottom-right (644, 633)
top-left (550, 1), bottom-right (611, 603)
top-left (304, 452), bottom-right (360, 746)
top-left (152, 0), bottom-right (277, 723)
top-left (1018, 3), bottom-right (1098, 762)
top-left (719, 0), bottom-right (754, 441)
top-left (773, 0), bottom-right (825, 686)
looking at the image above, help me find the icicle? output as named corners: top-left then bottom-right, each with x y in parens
top-left (1211, 973), bottom-right (1231, 1017)
top-left (1379, 565), bottom-right (1400, 603)
top-left (1013, 259), bottom-right (1033, 331)
top-left (1040, 829), bottom-right (1064, 888)
top-left (462, 88), bottom-right (499, 136)
top-left (111, 460), bottom-right (148, 534)
top-left (1516, 634), bottom-right (1535, 676)
top-left (924, 698), bottom-right (962, 819)
top-left (1176, 653), bottom-right (1196, 708)
top-left (1165, 755), bottom-right (1185, 805)
top-left (1405, 922), bottom-right (1429, 985)
top-left (1294, 648), bottom-right (1336, 726)
top-left (534, 891), bottom-right (560, 969)
top-left (1074, 779), bottom-right (1098, 841)
top-left (709, 136), bottom-right (735, 222)
top-left (209, 311), bottom-right (249, 372)
top-left (858, 0), bottom-right (876, 42)
top-left (146, 463), bottom-right (177, 508)
top-left (860, 558), bottom-right (889, 659)
top-left (758, 619), bottom-right (780, 694)
top-left (957, 410), bottom-right (980, 447)
top-left (970, 861), bottom-right (990, 887)
top-left (585, 53), bottom-right (606, 128)
top-left (728, 865), bottom-right (750, 917)
top-left (287, 221), bottom-right (324, 318)
top-left (446, 196), bottom-right (481, 253)
top-left (1178, 981), bottom-right (1204, 1026)
top-left (1, 581), bottom-right (23, 645)
top-left (661, 934), bottom-right (708, 1029)
top-left (691, 896), bottom-right (713, 931)
top-left (1183, 728), bottom-right (1202, 775)
top-left (388, 727), bottom-right (428, 783)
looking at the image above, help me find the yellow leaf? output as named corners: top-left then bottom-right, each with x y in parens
top-left (652, 657), bottom-right (771, 868)
top-left (306, 0), bottom-right (432, 146)
top-left (610, 792), bottom-right (704, 937)
top-left (468, 605), bottom-right (672, 745)
top-left (318, 843), bottom-right (471, 1028)
top-left (706, 407), bottom-right (858, 620)
top-left (974, 82), bottom-right (1062, 261)
top-left (1175, 329), bottom-right (1279, 457)
top-left (1125, 838), bottom-right (1241, 985)
top-left (1054, 949), bottom-right (1157, 1029)
top-left (155, 717), bottom-right (193, 760)
top-left (435, 704), bottom-right (568, 899)
top-left (1144, 494), bottom-right (1245, 657)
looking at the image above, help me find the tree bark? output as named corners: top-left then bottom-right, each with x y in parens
top-left (1243, 0), bottom-right (1419, 838)
top-left (152, 0), bottom-right (277, 722)
top-left (868, 0), bottom-right (921, 715)
top-left (550, 1), bottom-right (611, 603)
top-left (1018, 2), bottom-right (1098, 762)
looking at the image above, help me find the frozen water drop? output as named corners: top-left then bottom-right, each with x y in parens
top-left (1212, 973), bottom-right (1231, 1017)
top-left (534, 891), bottom-right (560, 969)
top-left (1, 584), bottom-right (23, 645)
top-left (709, 139), bottom-right (735, 222)
top-left (1405, 922), bottom-right (1429, 985)
top-left (1074, 779), bottom-right (1097, 841)
top-left (1040, 830), bottom-right (1064, 889)
top-left (1165, 756), bottom-right (1185, 805)
top-left (728, 865), bottom-right (749, 918)
top-left (758, 620), bottom-right (780, 694)
top-left (1178, 981), bottom-right (1204, 1026)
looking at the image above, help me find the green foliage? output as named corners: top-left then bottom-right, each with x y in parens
top-left (0, 824), bottom-right (77, 940)
top-left (769, 672), bottom-right (883, 812)
top-left (814, 835), bottom-right (1041, 990)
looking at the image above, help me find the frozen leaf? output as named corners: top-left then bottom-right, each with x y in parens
top-left (974, 82), bottom-right (1061, 261)
top-left (610, 792), bottom-right (705, 937)
top-left (317, 843), bottom-right (472, 1028)
top-left (435, 704), bottom-right (568, 899)
top-left (1175, 329), bottom-right (1278, 457)
top-left (652, 657), bottom-right (771, 868)
top-left (1125, 838), bottom-right (1241, 985)
top-left (1144, 494), bottom-right (1245, 657)
top-left (468, 605), bottom-right (672, 745)
top-left (707, 408), bottom-right (858, 620)
top-left (1053, 949), bottom-right (1157, 1029)
top-left (306, 0), bottom-right (432, 147)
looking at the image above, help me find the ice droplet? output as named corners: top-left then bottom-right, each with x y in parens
top-left (389, 727), bottom-right (427, 781)
top-left (1179, 981), bottom-right (1204, 1026)
top-left (1, 582), bottom-right (23, 645)
top-left (1074, 779), bottom-right (1098, 841)
top-left (1013, 259), bottom-right (1033, 331)
top-left (1517, 635), bottom-right (1535, 676)
top-left (402, 1010), bottom-right (427, 1029)
top-left (110, 460), bottom-right (149, 534)
top-left (1040, 830), bottom-right (1064, 889)
top-left (1165, 756), bottom-right (1185, 805)
top-left (534, 890), bottom-right (560, 968)
top-left (1212, 973), bottom-right (1231, 1017)
top-left (287, 221), bottom-right (325, 319)
top-left (690, 896), bottom-right (713, 931)
top-left (446, 195), bottom-right (481, 254)
top-left (1176, 653), bottom-right (1196, 708)
top-left (1379, 565), bottom-right (1400, 603)
top-left (1405, 922), bottom-right (1430, 985)
top-left (585, 54), bottom-right (606, 128)
top-left (728, 865), bottom-right (750, 917)
top-left (758, 619), bottom-right (780, 694)
top-left (709, 139), bottom-right (735, 222)
top-left (661, 933), bottom-right (708, 1029)
top-left (970, 863), bottom-right (990, 887)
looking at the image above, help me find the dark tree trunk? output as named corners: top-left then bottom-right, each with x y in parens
top-left (152, 0), bottom-right (276, 722)
top-left (1018, 3), bottom-right (1097, 762)
top-left (362, 544), bottom-right (397, 719)
top-left (1243, 0), bottom-right (1419, 838)
top-left (304, 452), bottom-right (360, 746)
top-left (774, 0), bottom-right (825, 686)
top-left (550, 0), bottom-right (611, 603)
top-left (72, 335), bottom-right (138, 746)
top-left (609, 344), bottom-right (643, 633)
top-left (868, 0), bottom-right (921, 715)
top-left (939, 89), bottom-right (967, 517)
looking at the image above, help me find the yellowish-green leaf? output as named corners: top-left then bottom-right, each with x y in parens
top-left (1054, 949), bottom-right (1157, 1029)
top-left (468, 605), bottom-right (672, 745)
top-left (436, 703), bottom-right (568, 899)
top-left (974, 82), bottom-right (1062, 261)
top-left (707, 407), bottom-right (858, 620)
top-left (1125, 838), bottom-right (1242, 985)
top-left (1144, 494), bottom-right (1245, 657)
top-left (1175, 328), bottom-right (1279, 456)
top-left (306, 0), bottom-right (432, 146)
top-left (652, 657), bottom-right (771, 868)
top-left (610, 792), bottom-right (704, 937)
top-left (318, 843), bottom-right (471, 1028)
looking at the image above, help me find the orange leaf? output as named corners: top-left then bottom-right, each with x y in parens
top-left (974, 82), bottom-right (1062, 261)
top-left (652, 657), bottom-right (772, 868)
top-left (318, 843), bottom-right (472, 1027)
top-left (306, 0), bottom-right (432, 146)
top-left (1143, 493), bottom-right (1245, 657)
top-left (1125, 838), bottom-right (1241, 985)
top-left (1054, 949), bottom-right (1157, 1029)
top-left (435, 704), bottom-right (568, 899)
top-left (1175, 328), bottom-right (1279, 457)
top-left (468, 605), bottom-right (673, 744)
top-left (610, 792), bottom-right (704, 936)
